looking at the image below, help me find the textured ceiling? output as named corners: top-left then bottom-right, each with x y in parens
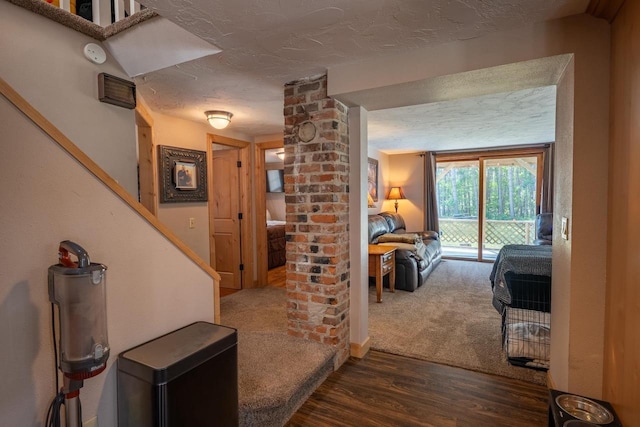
top-left (103, 17), bottom-right (221, 77)
top-left (134, 0), bottom-right (588, 138)
top-left (369, 86), bottom-right (557, 153)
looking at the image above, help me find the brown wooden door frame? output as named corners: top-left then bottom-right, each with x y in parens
top-left (207, 134), bottom-right (255, 289)
top-left (135, 103), bottom-right (157, 215)
top-left (254, 139), bottom-right (284, 287)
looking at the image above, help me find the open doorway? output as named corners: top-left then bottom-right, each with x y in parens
top-left (254, 140), bottom-right (285, 287)
top-left (264, 148), bottom-right (286, 287)
top-left (361, 59), bottom-right (565, 378)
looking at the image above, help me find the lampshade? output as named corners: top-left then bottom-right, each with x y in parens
top-left (386, 186), bottom-right (406, 213)
top-left (367, 192), bottom-right (374, 208)
top-left (276, 151), bottom-right (285, 160)
top-left (386, 186), bottom-right (406, 200)
top-left (205, 110), bottom-right (233, 129)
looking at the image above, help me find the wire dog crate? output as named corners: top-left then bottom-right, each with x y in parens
top-left (501, 272), bottom-right (552, 370)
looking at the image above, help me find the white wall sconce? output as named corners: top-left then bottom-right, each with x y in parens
top-left (205, 110), bottom-right (233, 129)
top-left (276, 151), bottom-right (285, 160)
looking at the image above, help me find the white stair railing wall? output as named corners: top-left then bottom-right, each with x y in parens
top-left (55, 0), bottom-right (143, 27)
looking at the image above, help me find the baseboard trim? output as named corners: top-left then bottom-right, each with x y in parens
top-left (350, 336), bottom-right (371, 358)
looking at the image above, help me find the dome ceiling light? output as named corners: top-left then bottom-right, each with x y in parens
top-left (205, 110), bottom-right (233, 129)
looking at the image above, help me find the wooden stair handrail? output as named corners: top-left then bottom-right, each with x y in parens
top-left (0, 76), bottom-right (221, 321)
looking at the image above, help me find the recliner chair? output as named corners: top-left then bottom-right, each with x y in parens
top-left (368, 212), bottom-right (442, 291)
top-left (533, 213), bottom-right (553, 245)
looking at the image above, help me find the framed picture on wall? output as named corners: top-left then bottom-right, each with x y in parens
top-left (175, 161), bottom-right (197, 190)
top-left (368, 157), bottom-right (378, 202)
top-left (159, 145), bottom-right (208, 203)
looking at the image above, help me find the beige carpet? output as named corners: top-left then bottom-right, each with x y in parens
top-left (369, 259), bottom-right (547, 384)
top-left (221, 288), bottom-right (336, 427)
top-left (221, 287), bottom-right (289, 333)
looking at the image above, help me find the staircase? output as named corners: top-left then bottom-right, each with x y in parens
top-left (221, 287), bottom-right (337, 426)
top-left (1, 68), bottom-right (334, 426)
top-left (238, 332), bottom-right (335, 426)
top-left (9, 0), bottom-right (221, 78)
top-left (6, 0), bottom-right (156, 41)
top-left (8, 0), bottom-right (148, 29)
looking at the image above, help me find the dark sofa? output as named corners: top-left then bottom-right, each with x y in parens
top-left (368, 212), bottom-right (442, 291)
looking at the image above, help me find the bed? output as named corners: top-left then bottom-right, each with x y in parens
top-left (490, 244), bottom-right (552, 313)
top-left (267, 220), bottom-right (286, 269)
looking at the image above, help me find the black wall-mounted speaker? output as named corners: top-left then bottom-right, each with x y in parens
top-left (98, 73), bottom-right (136, 109)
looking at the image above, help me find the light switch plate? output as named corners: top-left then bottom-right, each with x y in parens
top-left (561, 217), bottom-right (569, 240)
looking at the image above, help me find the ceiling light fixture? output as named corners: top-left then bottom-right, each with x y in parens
top-left (205, 110), bottom-right (233, 129)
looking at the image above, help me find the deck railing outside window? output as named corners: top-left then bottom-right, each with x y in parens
top-left (439, 218), bottom-right (535, 258)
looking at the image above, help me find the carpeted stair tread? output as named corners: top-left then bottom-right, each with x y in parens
top-left (238, 331), bottom-right (335, 426)
top-left (237, 331), bottom-right (334, 406)
top-left (221, 291), bottom-right (336, 426)
top-left (237, 331), bottom-right (335, 427)
top-left (221, 287), bottom-right (289, 333)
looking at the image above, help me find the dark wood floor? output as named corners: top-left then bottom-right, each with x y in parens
top-left (287, 350), bottom-right (549, 427)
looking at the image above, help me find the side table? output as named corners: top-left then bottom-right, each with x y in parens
top-left (368, 244), bottom-right (396, 303)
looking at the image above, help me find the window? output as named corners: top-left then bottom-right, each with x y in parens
top-left (266, 169), bottom-right (284, 193)
top-left (436, 149), bottom-right (543, 261)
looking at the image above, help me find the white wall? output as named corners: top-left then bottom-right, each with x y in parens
top-left (348, 106), bottom-right (369, 353)
top-left (386, 154), bottom-right (424, 231)
top-left (266, 194), bottom-right (285, 221)
top-left (366, 148), bottom-right (390, 214)
top-left (0, 6), bottom-right (217, 424)
top-left (550, 59), bottom-right (575, 392)
top-left (0, 96), bottom-right (214, 427)
top-left (0, 1), bottom-right (138, 196)
top-left (0, 0), bottom-right (254, 270)
top-left (331, 14), bottom-right (610, 397)
top-left (150, 110), bottom-right (252, 261)
top-left (151, 113), bottom-right (211, 261)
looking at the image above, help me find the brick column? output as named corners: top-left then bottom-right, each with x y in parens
top-left (283, 74), bottom-right (350, 367)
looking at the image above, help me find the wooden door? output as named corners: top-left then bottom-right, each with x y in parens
top-left (211, 148), bottom-right (242, 289)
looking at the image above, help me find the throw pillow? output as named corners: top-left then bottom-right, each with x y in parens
top-left (377, 233), bottom-right (420, 244)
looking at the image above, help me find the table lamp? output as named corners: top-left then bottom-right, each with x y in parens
top-left (386, 186), bottom-right (406, 213)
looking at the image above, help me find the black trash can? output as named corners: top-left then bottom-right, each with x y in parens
top-left (118, 321), bottom-right (238, 426)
